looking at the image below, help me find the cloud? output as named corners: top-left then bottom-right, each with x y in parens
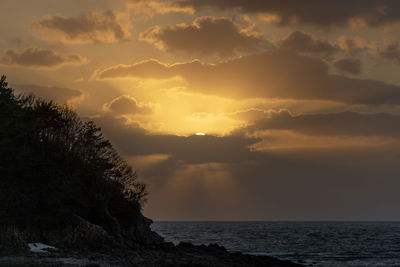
top-left (92, 110), bottom-right (400, 166)
top-left (143, 146), bottom-right (400, 221)
top-left (140, 16), bottom-right (270, 58)
top-left (338, 36), bottom-right (370, 53)
top-left (375, 43), bottom-right (400, 63)
top-left (173, 0), bottom-right (400, 27)
top-left (280, 31), bottom-right (339, 56)
top-left (94, 49), bottom-right (400, 105)
top-left (12, 84), bottom-right (84, 104)
top-left (229, 108), bottom-right (267, 122)
top-left (0, 47), bottom-right (87, 69)
top-left (104, 109), bottom-right (400, 220)
top-left (34, 10), bottom-right (131, 43)
top-left (126, 0), bottom-right (193, 16)
top-left (334, 58), bottom-right (362, 75)
top-left (89, 114), bottom-right (400, 221)
top-left (337, 38), bottom-right (400, 66)
top-left (244, 110), bottom-right (400, 138)
top-left (91, 115), bottom-right (260, 164)
top-left (103, 95), bottom-right (156, 115)
top-left (92, 59), bottom-right (176, 80)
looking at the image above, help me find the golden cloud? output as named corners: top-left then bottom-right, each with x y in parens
top-left (93, 49), bottom-right (400, 105)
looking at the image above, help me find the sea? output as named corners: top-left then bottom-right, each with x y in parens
top-left (151, 221), bottom-right (400, 266)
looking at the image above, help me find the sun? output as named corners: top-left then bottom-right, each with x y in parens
top-left (195, 132), bottom-right (206, 136)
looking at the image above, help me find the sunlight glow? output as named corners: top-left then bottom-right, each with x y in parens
top-left (195, 132), bottom-right (206, 136)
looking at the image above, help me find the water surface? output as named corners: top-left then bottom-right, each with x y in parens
top-left (152, 221), bottom-right (400, 266)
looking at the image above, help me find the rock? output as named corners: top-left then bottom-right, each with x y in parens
top-left (28, 243), bottom-right (58, 253)
top-left (0, 226), bottom-right (28, 254)
top-left (22, 215), bottom-right (115, 250)
top-left (124, 213), bottom-right (164, 247)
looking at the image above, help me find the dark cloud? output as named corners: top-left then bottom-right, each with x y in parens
top-left (134, 127), bottom-right (400, 220)
top-left (244, 110), bottom-right (400, 137)
top-left (0, 47), bottom-right (87, 69)
top-left (142, 143), bottom-right (400, 220)
top-left (95, 49), bottom-right (400, 105)
top-left (174, 0), bottom-right (400, 27)
top-left (34, 10), bottom-right (131, 43)
top-left (90, 114), bottom-right (400, 221)
top-left (12, 84), bottom-right (84, 103)
top-left (334, 58), bottom-right (362, 75)
top-left (213, 148), bottom-right (400, 221)
top-left (280, 31), bottom-right (339, 56)
top-left (376, 43), bottom-right (400, 63)
top-left (92, 115), bottom-right (260, 164)
top-left (103, 95), bottom-right (155, 115)
top-left (338, 36), bottom-right (369, 53)
top-left (126, 0), bottom-right (193, 15)
top-left (140, 16), bottom-right (269, 58)
top-left (143, 147), bottom-right (400, 220)
top-left (97, 110), bottom-right (400, 163)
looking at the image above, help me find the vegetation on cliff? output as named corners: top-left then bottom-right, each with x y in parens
top-left (0, 75), bottom-right (152, 248)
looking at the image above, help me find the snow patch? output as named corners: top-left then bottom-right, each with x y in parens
top-left (28, 243), bottom-right (58, 253)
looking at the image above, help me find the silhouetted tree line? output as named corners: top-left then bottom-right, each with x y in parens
top-left (0, 75), bottom-right (146, 232)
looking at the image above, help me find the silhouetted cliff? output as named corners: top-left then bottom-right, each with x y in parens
top-left (0, 75), bottom-right (160, 249)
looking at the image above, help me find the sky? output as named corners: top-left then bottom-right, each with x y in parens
top-left (2, 0), bottom-right (400, 221)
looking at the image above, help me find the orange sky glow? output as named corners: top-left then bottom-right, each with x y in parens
top-left (2, 0), bottom-right (400, 220)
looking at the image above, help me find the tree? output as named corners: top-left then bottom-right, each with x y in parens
top-left (0, 75), bottom-right (147, 233)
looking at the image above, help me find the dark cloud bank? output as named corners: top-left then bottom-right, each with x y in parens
top-left (140, 16), bottom-right (269, 57)
top-left (241, 110), bottom-right (400, 137)
top-left (0, 47), bottom-right (87, 69)
top-left (174, 0), bottom-right (400, 27)
top-left (103, 95), bottom-right (155, 115)
top-left (12, 84), bottom-right (84, 103)
top-left (95, 49), bottom-right (400, 105)
top-left (34, 10), bottom-right (130, 43)
top-left (91, 114), bottom-right (400, 220)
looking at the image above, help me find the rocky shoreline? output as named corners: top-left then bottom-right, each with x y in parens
top-left (0, 220), bottom-right (303, 267)
top-left (0, 208), bottom-right (305, 267)
top-left (1, 241), bottom-right (303, 267)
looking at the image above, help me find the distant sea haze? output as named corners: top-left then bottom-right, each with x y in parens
top-left (152, 221), bottom-right (400, 266)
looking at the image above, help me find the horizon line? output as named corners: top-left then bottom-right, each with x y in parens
top-left (153, 220), bottom-right (400, 223)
